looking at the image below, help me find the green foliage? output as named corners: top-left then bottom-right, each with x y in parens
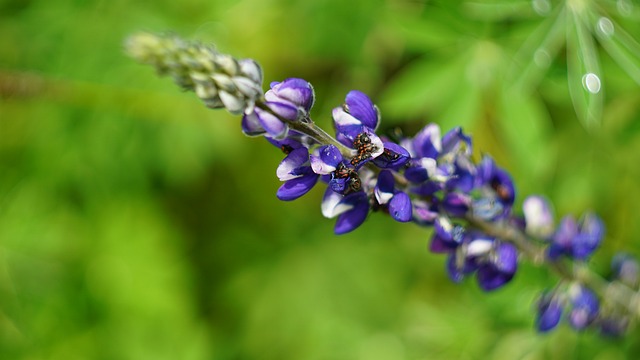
top-left (2, 0), bottom-right (640, 359)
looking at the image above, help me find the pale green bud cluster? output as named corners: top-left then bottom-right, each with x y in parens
top-left (125, 32), bottom-right (263, 114)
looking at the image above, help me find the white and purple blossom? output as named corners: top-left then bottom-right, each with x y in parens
top-left (130, 34), bottom-right (640, 336)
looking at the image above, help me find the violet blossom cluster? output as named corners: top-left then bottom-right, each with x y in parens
top-left (126, 32), bottom-right (639, 337)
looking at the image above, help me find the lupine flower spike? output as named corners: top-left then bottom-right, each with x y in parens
top-left (126, 32), bottom-right (640, 336)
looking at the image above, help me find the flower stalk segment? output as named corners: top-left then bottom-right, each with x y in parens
top-left (126, 32), bottom-right (640, 336)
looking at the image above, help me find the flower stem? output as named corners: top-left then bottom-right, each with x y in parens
top-left (467, 214), bottom-right (640, 317)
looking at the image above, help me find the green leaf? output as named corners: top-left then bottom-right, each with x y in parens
top-left (498, 90), bottom-right (555, 182)
top-left (566, 7), bottom-right (603, 130)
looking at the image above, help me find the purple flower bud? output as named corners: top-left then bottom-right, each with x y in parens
top-left (412, 124), bottom-right (441, 159)
top-left (429, 217), bottom-right (464, 253)
top-left (332, 91), bottom-right (380, 146)
top-left (611, 253), bottom-right (639, 288)
top-left (571, 213), bottom-right (604, 260)
top-left (389, 191), bottom-right (412, 222)
top-left (441, 126), bottom-right (472, 157)
top-left (412, 199), bottom-right (439, 224)
top-left (536, 291), bottom-right (563, 332)
top-left (242, 107), bottom-right (288, 139)
top-left (265, 78), bottom-right (315, 115)
top-left (265, 101), bottom-right (300, 121)
top-left (343, 90), bottom-right (380, 130)
top-left (476, 156), bottom-right (515, 207)
top-left (568, 285), bottom-right (599, 330)
top-left (548, 213), bottom-right (604, 261)
top-left (548, 216), bottom-right (578, 260)
top-left (476, 242), bottom-right (518, 291)
top-left (442, 192), bottom-right (470, 217)
top-left (374, 170), bottom-right (395, 205)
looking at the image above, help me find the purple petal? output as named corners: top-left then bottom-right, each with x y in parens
top-left (441, 126), bottom-right (472, 156)
top-left (266, 101), bottom-right (300, 121)
top-left (334, 192), bottom-right (369, 234)
top-left (492, 168), bottom-right (515, 206)
top-left (548, 216), bottom-right (578, 259)
top-left (412, 124), bottom-right (441, 159)
top-left (276, 172), bottom-right (319, 201)
top-left (310, 145), bottom-right (343, 174)
top-left (322, 187), bottom-right (348, 218)
top-left (255, 108), bottom-right (288, 139)
top-left (241, 111), bottom-right (266, 136)
top-left (569, 286), bottom-right (599, 330)
top-left (266, 78), bottom-right (315, 112)
top-left (430, 218), bottom-right (464, 252)
top-left (405, 165), bottom-right (430, 183)
top-left (571, 213), bottom-right (604, 260)
top-left (265, 137), bottom-right (304, 152)
top-left (446, 254), bottom-right (465, 283)
top-left (413, 200), bottom-right (439, 224)
top-left (442, 192), bottom-right (470, 217)
top-left (536, 292), bottom-right (563, 332)
top-left (373, 142), bottom-right (411, 169)
top-left (493, 242), bottom-right (518, 274)
top-left (374, 170), bottom-right (395, 204)
top-left (476, 264), bottom-right (514, 291)
top-left (332, 106), bottom-right (365, 145)
top-left (276, 148), bottom-right (310, 181)
top-left (410, 181), bottom-right (442, 196)
top-left (344, 90), bottom-right (379, 129)
top-left (389, 191), bottom-right (412, 222)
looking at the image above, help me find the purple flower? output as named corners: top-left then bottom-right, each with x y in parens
top-left (374, 170), bottom-right (412, 222)
top-left (441, 126), bottom-right (472, 157)
top-left (475, 155), bottom-right (515, 208)
top-left (548, 213), bottom-right (604, 261)
top-left (321, 187), bottom-right (370, 234)
top-left (332, 91), bottom-right (384, 168)
top-left (476, 242), bottom-right (518, 291)
top-left (275, 147), bottom-right (319, 201)
top-left (442, 192), bottom-right (471, 217)
top-left (265, 78), bottom-right (315, 118)
top-left (310, 144), bottom-right (343, 175)
top-left (429, 216), bottom-right (465, 253)
top-left (411, 124), bottom-right (441, 159)
top-left (242, 105), bottom-right (292, 139)
top-left (568, 285), bottom-right (599, 330)
top-left (412, 199), bottom-right (439, 225)
top-left (536, 291), bottom-right (563, 332)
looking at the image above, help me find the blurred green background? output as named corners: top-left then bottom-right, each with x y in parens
top-left (2, 0), bottom-right (640, 359)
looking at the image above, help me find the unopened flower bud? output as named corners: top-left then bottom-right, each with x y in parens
top-left (125, 32), bottom-right (263, 115)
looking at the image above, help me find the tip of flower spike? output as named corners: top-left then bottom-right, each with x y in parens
top-left (126, 32), bottom-right (264, 116)
top-left (124, 32), bottom-right (165, 63)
